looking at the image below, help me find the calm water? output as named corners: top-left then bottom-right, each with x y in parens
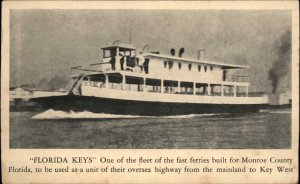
top-left (10, 109), bottom-right (291, 149)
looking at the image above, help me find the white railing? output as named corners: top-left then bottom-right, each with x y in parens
top-left (81, 85), bottom-right (268, 105)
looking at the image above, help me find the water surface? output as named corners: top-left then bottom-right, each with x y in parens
top-left (10, 109), bottom-right (291, 149)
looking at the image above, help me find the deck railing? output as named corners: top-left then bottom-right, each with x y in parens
top-left (224, 75), bottom-right (249, 83)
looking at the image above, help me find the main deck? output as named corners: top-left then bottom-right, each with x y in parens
top-left (80, 84), bottom-right (267, 104)
top-left (69, 70), bottom-right (254, 100)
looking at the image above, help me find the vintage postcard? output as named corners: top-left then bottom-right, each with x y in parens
top-left (1, 1), bottom-right (299, 183)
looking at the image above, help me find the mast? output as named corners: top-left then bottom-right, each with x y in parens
top-left (129, 28), bottom-right (132, 44)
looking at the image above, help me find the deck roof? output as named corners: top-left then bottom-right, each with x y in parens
top-left (144, 53), bottom-right (249, 69)
top-left (101, 43), bottom-right (136, 50)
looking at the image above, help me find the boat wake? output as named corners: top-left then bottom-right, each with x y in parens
top-left (32, 109), bottom-right (148, 119)
top-left (259, 109), bottom-right (291, 114)
top-left (163, 114), bottom-right (223, 119)
top-left (32, 109), bottom-right (222, 120)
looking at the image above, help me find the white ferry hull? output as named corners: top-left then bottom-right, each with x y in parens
top-left (32, 87), bottom-right (268, 116)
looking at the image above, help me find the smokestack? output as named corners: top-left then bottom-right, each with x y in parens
top-left (268, 30), bottom-right (291, 94)
top-left (179, 48), bottom-right (185, 57)
top-left (198, 49), bottom-right (205, 60)
top-left (170, 48), bottom-right (175, 56)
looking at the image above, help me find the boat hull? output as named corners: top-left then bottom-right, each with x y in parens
top-left (31, 95), bottom-right (268, 116)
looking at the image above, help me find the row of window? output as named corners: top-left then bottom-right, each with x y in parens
top-left (164, 61), bottom-right (213, 72)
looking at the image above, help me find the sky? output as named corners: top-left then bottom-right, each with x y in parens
top-left (10, 10), bottom-right (291, 92)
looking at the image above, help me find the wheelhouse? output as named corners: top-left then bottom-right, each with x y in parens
top-left (101, 43), bottom-right (138, 71)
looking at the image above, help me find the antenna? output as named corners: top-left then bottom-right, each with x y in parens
top-left (129, 28), bottom-right (132, 44)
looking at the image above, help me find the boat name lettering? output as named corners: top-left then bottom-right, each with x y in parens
top-left (72, 157), bottom-right (96, 163)
top-left (30, 157), bottom-right (68, 163)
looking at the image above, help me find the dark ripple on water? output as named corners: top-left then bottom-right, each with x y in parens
top-left (9, 109), bottom-right (291, 149)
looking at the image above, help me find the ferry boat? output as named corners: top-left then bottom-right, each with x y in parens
top-left (32, 42), bottom-right (268, 115)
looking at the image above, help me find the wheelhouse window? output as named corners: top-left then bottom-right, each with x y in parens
top-left (131, 50), bottom-right (137, 56)
top-left (188, 63), bottom-right (192, 71)
top-left (204, 66), bottom-right (207, 72)
top-left (210, 66), bottom-right (213, 71)
top-left (198, 65), bottom-right (201, 72)
top-left (178, 62), bottom-right (182, 70)
top-left (103, 49), bottom-right (112, 58)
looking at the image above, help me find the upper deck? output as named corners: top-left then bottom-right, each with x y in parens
top-left (88, 42), bottom-right (249, 85)
top-left (144, 53), bottom-right (249, 69)
top-left (69, 42), bottom-right (253, 98)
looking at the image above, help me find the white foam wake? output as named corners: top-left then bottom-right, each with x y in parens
top-left (259, 109), bottom-right (291, 114)
top-left (269, 110), bottom-right (291, 114)
top-left (32, 109), bottom-right (221, 120)
top-left (32, 109), bottom-right (147, 119)
top-left (163, 113), bottom-right (222, 119)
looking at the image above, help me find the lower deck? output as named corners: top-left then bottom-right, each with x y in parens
top-left (70, 72), bottom-right (251, 98)
top-left (81, 85), bottom-right (268, 105)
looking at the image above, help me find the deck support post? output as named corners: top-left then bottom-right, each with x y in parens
top-left (246, 86), bottom-right (249, 97)
top-left (193, 82), bottom-right (196, 95)
top-left (143, 78), bottom-right (146, 92)
top-left (124, 56), bottom-right (127, 69)
top-left (161, 80), bottom-right (164, 93)
top-left (233, 85), bottom-right (237, 97)
top-left (122, 75), bottom-right (126, 90)
top-left (221, 84), bottom-right (224, 96)
top-left (116, 47), bottom-right (120, 70)
top-left (105, 75), bottom-right (108, 89)
top-left (178, 81), bottom-right (181, 93)
top-left (207, 83), bottom-right (211, 96)
top-left (87, 76), bottom-right (90, 86)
